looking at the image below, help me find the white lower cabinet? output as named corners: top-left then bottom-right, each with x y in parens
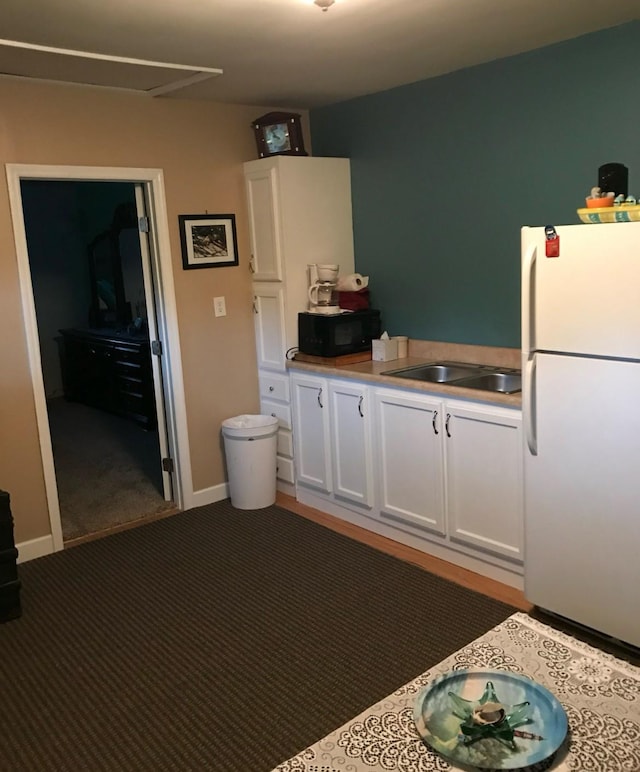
top-left (373, 387), bottom-right (523, 566)
top-left (444, 400), bottom-right (523, 562)
top-left (291, 373), bottom-right (373, 511)
top-left (328, 379), bottom-right (374, 509)
top-left (373, 388), bottom-right (445, 535)
top-left (290, 369), bottom-right (523, 580)
top-left (290, 373), bottom-right (332, 494)
top-left (258, 370), bottom-right (294, 486)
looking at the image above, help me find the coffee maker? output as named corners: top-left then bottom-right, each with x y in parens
top-left (307, 264), bottom-right (341, 314)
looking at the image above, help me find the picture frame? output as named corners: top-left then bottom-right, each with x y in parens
top-left (178, 214), bottom-right (239, 270)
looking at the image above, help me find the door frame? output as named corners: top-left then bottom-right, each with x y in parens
top-left (6, 163), bottom-right (194, 553)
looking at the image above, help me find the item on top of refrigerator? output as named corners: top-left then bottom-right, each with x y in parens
top-left (598, 162), bottom-right (628, 198)
top-left (577, 204), bottom-right (640, 224)
top-left (586, 187), bottom-right (615, 207)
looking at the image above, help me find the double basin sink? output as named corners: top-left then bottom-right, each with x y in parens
top-left (381, 361), bottom-right (522, 394)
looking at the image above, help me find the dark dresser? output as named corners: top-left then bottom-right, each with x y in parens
top-left (57, 328), bottom-right (157, 430)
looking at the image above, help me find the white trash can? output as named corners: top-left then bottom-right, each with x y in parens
top-left (221, 414), bottom-right (279, 509)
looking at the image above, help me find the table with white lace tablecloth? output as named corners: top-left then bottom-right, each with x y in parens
top-left (272, 612), bottom-right (640, 772)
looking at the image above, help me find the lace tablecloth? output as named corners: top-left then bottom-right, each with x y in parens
top-left (273, 612), bottom-right (640, 772)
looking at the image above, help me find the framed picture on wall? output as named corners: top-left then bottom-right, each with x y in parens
top-left (178, 213), bottom-right (239, 270)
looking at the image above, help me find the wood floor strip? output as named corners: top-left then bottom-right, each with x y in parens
top-left (276, 492), bottom-right (532, 612)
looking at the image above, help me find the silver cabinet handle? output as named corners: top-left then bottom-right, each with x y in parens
top-left (432, 410), bottom-right (439, 435)
top-left (358, 395), bottom-right (364, 417)
top-left (252, 298), bottom-right (258, 314)
top-left (445, 413), bottom-right (451, 437)
top-left (249, 256), bottom-right (255, 273)
top-left (317, 388), bottom-right (323, 408)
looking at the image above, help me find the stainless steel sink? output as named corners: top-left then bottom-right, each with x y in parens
top-left (381, 361), bottom-right (522, 393)
top-left (381, 361), bottom-right (487, 383)
top-left (454, 372), bottom-right (522, 394)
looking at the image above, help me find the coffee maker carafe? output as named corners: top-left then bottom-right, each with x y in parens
top-left (307, 264), bottom-right (341, 314)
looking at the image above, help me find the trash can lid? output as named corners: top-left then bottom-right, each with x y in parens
top-left (221, 414), bottom-right (279, 439)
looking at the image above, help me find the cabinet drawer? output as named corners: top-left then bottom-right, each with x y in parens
top-left (277, 428), bottom-right (294, 458)
top-left (259, 372), bottom-right (290, 403)
top-left (276, 456), bottom-right (295, 484)
top-left (261, 398), bottom-right (292, 430)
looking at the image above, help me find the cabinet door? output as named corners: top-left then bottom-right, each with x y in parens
top-left (245, 166), bottom-right (283, 281)
top-left (373, 388), bottom-right (445, 536)
top-left (291, 374), bottom-right (332, 494)
top-left (253, 284), bottom-right (286, 372)
top-left (444, 401), bottom-right (523, 562)
top-left (329, 380), bottom-right (373, 509)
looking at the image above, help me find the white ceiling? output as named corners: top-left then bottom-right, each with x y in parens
top-left (0, 0), bottom-right (638, 109)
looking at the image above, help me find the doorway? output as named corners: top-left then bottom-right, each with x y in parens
top-left (23, 180), bottom-right (173, 542)
top-left (6, 164), bottom-right (192, 554)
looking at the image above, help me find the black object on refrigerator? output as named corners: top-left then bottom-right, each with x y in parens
top-left (598, 163), bottom-right (628, 198)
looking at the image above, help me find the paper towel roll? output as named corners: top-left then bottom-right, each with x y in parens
top-left (337, 273), bottom-right (369, 291)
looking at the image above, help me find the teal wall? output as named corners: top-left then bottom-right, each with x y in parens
top-left (310, 22), bottom-right (640, 347)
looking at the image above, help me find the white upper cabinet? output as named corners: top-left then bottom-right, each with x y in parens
top-left (245, 165), bottom-right (284, 281)
top-left (252, 284), bottom-right (287, 372)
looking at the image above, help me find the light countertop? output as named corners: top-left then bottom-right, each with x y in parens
top-left (287, 340), bottom-right (522, 408)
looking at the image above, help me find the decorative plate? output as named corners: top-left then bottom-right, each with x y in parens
top-left (413, 669), bottom-right (568, 770)
top-left (577, 204), bottom-right (640, 223)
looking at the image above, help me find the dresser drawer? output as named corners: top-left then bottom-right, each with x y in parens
top-left (260, 399), bottom-right (292, 430)
top-left (259, 372), bottom-right (290, 403)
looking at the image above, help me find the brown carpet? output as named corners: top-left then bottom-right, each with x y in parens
top-left (0, 500), bottom-right (516, 771)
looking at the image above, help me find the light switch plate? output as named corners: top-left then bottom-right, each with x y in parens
top-left (214, 296), bottom-right (226, 317)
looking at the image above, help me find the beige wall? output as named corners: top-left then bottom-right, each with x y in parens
top-left (0, 78), bottom-right (309, 544)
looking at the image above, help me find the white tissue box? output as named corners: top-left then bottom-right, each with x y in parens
top-left (372, 338), bottom-right (399, 362)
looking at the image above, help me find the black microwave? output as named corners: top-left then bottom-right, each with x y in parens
top-left (298, 309), bottom-right (381, 358)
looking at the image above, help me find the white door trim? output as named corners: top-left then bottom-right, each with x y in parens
top-left (5, 163), bottom-right (194, 553)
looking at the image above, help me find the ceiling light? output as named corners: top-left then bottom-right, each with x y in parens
top-left (314, 0), bottom-right (335, 10)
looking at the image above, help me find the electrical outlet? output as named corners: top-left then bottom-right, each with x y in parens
top-left (213, 296), bottom-right (226, 317)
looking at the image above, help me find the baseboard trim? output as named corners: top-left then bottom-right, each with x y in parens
top-left (190, 482), bottom-right (230, 509)
top-left (16, 534), bottom-right (56, 563)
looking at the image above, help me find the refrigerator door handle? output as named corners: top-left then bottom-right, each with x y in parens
top-left (521, 240), bottom-right (537, 356)
top-left (524, 355), bottom-right (537, 455)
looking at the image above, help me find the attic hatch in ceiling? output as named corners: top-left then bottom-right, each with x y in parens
top-left (0, 38), bottom-right (223, 96)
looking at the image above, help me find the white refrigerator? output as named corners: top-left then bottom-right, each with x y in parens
top-left (522, 221), bottom-right (640, 649)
